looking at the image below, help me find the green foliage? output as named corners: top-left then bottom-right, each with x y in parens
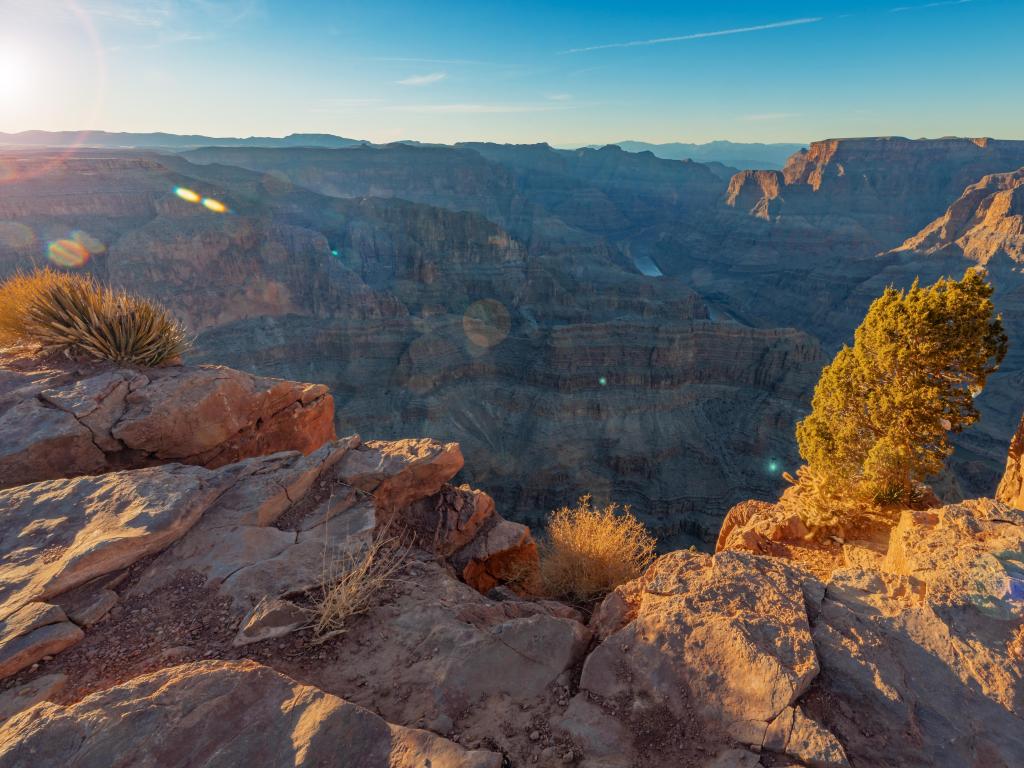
top-left (794, 268), bottom-right (1007, 523)
top-left (0, 269), bottom-right (190, 367)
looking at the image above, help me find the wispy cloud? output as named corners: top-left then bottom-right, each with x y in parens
top-left (890, 0), bottom-right (972, 12)
top-left (396, 72), bottom-right (447, 86)
top-left (386, 103), bottom-right (573, 114)
top-left (562, 17), bottom-right (822, 54)
top-left (545, 93), bottom-right (572, 101)
top-left (741, 112), bottom-right (799, 121)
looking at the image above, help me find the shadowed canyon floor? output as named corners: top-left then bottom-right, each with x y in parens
top-left (0, 358), bottom-right (1020, 767)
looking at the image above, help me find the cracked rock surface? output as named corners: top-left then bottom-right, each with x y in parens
top-left (0, 350), bottom-right (335, 489)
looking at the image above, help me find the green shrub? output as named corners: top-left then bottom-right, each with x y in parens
top-left (792, 268), bottom-right (1006, 531)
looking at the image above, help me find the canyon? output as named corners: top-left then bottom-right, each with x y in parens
top-left (3, 134), bottom-right (1024, 542)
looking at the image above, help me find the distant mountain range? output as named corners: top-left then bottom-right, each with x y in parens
top-left (0, 130), bottom-right (365, 151)
top-left (0, 131), bottom-right (804, 171)
top-left (584, 140), bottom-right (807, 170)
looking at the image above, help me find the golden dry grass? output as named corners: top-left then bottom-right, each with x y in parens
top-left (0, 268), bottom-right (190, 366)
top-left (539, 495), bottom-right (656, 603)
top-left (307, 528), bottom-right (409, 643)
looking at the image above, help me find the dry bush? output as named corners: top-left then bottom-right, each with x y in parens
top-left (539, 495), bottom-right (656, 603)
top-left (307, 528), bottom-right (409, 643)
top-left (0, 269), bottom-right (190, 366)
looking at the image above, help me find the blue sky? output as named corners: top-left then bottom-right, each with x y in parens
top-left (1, 0), bottom-right (1021, 145)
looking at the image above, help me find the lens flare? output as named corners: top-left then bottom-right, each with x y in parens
top-left (0, 222), bottom-right (36, 249)
top-left (71, 230), bottom-right (106, 255)
top-left (175, 186), bottom-right (201, 203)
top-left (463, 299), bottom-right (511, 348)
top-left (201, 197), bottom-right (228, 213)
top-left (48, 238), bottom-right (91, 268)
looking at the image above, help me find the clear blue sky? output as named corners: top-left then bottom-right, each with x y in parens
top-left (2, 0), bottom-right (1021, 145)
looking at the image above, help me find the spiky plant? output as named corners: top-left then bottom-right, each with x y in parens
top-left (0, 269), bottom-right (190, 366)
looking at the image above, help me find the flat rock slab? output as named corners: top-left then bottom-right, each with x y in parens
top-left (0, 464), bottom-right (240, 623)
top-left (0, 673), bottom-right (66, 722)
top-left (0, 603), bottom-right (83, 680)
top-left (268, 558), bottom-right (590, 755)
top-left (0, 660), bottom-right (502, 768)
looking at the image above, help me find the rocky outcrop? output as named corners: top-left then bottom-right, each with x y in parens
top-left (997, 410), bottom-right (1024, 508)
top-left (0, 351), bottom-right (574, 760)
top-left (710, 495), bottom-right (1024, 767)
top-left (0, 660), bottom-right (503, 768)
top-left (569, 549), bottom-right (834, 766)
top-left (895, 167), bottom-right (1024, 265)
top-left (725, 169), bottom-right (784, 219)
top-left (0, 351), bottom-right (335, 488)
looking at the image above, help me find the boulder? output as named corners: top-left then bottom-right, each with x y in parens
top-left (335, 438), bottom-right (464, 515)
top-left (578, 549), bottom-right (826, 758)
top-left (0, 353), bottom-right (335, 489)
top-left (0, 660), bottom-right (502, 768)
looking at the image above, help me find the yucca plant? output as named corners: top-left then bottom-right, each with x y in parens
top-left (0, 269), bottom-right (190, 366)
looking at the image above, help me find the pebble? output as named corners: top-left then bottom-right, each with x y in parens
top-left (529, 730), bottom-right (540, 742)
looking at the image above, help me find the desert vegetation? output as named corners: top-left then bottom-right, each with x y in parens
top-left (0, 268), bottom-right (190, 366)
top-left (539, 495), bottom-right (656, 603)
top-left (788, 268), bottom-right (1007, 534)
top-left (307, 528), bottom-right (409, 643)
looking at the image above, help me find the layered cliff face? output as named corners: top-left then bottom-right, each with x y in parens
top-left (0, 148), bottom-right (816, 544)
top-left (895, 167), bottom-right (1024, 265)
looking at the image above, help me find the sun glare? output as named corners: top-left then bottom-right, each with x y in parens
top-left (0, 45), bottom-right (31, 100)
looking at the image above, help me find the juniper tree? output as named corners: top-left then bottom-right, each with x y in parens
top-left (795, 268), bottom-right (1007, 509)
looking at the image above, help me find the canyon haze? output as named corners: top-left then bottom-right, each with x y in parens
top-left (2, 132), bottom-right (1024, 546)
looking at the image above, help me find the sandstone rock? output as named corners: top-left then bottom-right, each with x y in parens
top-left (741, 497), bottom-right (1024, 767)
top-left (0, 398), bottom-right (105, 490)
top-left (452, 517), bottom-right (539, 594)
top-left (0, 353), bottom-right (336, 489)
top-left (110, 365), bottom-right (335, 467)
top-left (129, 443), bottom-right (362, 611)
top-left (232, 597), bottom-right (309, 647)
top-left (996, 409), bottom-right (1024, 509)
top-left (0, 464), bottom-right (239, 620)
top-left (0, 673), bottom-right (65, 722)
top-left (579, 549), bottom-right (821, 750)
top-left (336, 438), bottom-right (464, 515)
top-left (0, 604), bottom-right (82, 679)
top-left (269, 558), bottom-right (591, 754)
top-left (554, 695), bottom-right (634, 767)
top-left (784, 707), bottom-right (849, 767)
top-left (0, 660), bottom-right (502, 768)
top-left (54, 589), bottom-right (118, 628)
